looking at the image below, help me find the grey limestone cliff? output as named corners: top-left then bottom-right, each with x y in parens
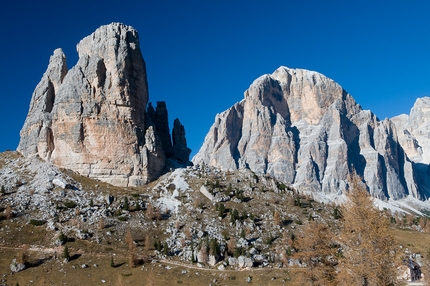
top-left (193, 67), bottom-right (425, 200)
top-left (18, 23), bottom-right (190, 187)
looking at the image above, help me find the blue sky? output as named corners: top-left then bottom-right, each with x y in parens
top-left (1, 1), bottom-right (430, 156)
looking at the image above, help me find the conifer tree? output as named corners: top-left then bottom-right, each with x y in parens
top-left (126, 229), bottom-right (137, 267)
top-left (294, 221), bottom-right (338, 285)
top-left (337, 174), bottom-right (399, 286)
top-left (63, 245), bottom-right (70, 260)
top-left (273, 209), bottom-right (281, 226)
top-left (190, 241), bottom-right (196, 263)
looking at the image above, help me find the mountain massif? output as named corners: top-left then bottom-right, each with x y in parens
top-left (193, 67), bottom-right (430, 201)
top-left (18, 23), bottom-right (190, 187)
top-left (16, 23), bottom-right (430, 203)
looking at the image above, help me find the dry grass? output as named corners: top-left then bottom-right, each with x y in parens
top-left (391, 227), bottom-right (430, 258)
top-left (0, 247), bottom-right (297, 286)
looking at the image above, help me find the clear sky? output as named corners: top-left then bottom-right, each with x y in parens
top-left (1, 0), bottom-right (430, 157)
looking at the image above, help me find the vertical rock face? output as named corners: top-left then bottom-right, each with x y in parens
top-left (146, 102), bottom-right (191, 164)
top-left (172, 118), bottom-right (191, 163)
top-left (18, 23), bottom-right (190, 187)
top-left (18, 49), bottom-right (68, 160)
top-left (392, 97), bottom-right (430, 198)
top-left (193, 66), bottom-right (424, 200)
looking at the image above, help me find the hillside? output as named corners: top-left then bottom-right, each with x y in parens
top-left (0, 151), bottom-right (429, 285)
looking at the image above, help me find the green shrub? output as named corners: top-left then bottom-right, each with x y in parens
top-left (64, 201), bottom-right (77, 209)
top-left (29, 219), bottom-right (46, 226)
top-left (277, 182), bottom-right (287, 191)
top-left (58, 232), bottom-right (67, 243)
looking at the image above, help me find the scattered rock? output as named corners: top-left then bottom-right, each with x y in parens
top-left (10, 259), bottom-right (25, 273)
top-left (52, 178), bottom-right (68, 189)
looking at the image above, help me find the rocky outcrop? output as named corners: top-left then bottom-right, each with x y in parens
top-left (171, 118), bottom-right (191, 163)
top-left (193, 67), bottom-right (425, 200)
top-left (392, 97), bottom-right (430, 198)
top-left (146, 102), bottom-right (191, 164)
top-left (18, 23), bottom-right (190, 187)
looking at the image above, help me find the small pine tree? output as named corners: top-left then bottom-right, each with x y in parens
top-left (63, 245), bottom-right (70, 260)
top-left (163, 242), bottom-right (169, 256)
top-left (1, 185), bottom-right (5, 193)
top-left (230, 208), bottom-right (239, 224)
top-left (123, 197), bottom-right (129, 211)
top-left (333, 206), bottom-right (342, 219)
top-left (240, 228), bottom-right (246, 239)
top-left (190, 241), bottom-right (196, 263)
top-left (89, 198), bottom-right (94, 207)
top-left (110, 256), bottom-right (115, 268)
top-left (209, 238), bottom-right (220, 258)
top-left (218, 203), bottom-right (225, 218)
top-left (134, 200), bottom-right (141, 211)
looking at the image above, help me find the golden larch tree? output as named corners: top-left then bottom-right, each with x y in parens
top-left (337, 174), bottom-right (399, 286)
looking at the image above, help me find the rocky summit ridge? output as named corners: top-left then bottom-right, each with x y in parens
top-left (18, 23), bottom-right (190, 187)
top-left (17, 22), bottom-right (430, 203)
top-left (193, 66), bottom-right (430, 201)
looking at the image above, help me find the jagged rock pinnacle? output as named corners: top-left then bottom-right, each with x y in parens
top-left (18, 23), bottom-right (190, 187)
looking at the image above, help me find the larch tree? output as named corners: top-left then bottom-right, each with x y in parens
top-left (337, 174), bottom-right (400, 286)
top-left (125, 229), bottom-right (137, 268)
top-left (294, 220), bottom-right (338, 286)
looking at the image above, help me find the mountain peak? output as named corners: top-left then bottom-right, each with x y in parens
top-left (18, 23), bottom-right (190, 187)
top-left (194, 67), bottom-right (426, 200)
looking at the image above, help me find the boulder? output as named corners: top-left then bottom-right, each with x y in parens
top-left (10, 258), bottom-right (26, 273)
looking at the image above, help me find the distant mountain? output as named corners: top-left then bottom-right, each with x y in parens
top-left (193, 66), bottom-right (430, 200)
top-left (18, 23), bottom-right (190, 187)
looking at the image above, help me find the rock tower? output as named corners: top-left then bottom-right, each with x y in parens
top-left (18, 23), bottom-right (190, 187)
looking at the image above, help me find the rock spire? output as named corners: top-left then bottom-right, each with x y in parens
top-left (18, 23), bottom-right (190, 187)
